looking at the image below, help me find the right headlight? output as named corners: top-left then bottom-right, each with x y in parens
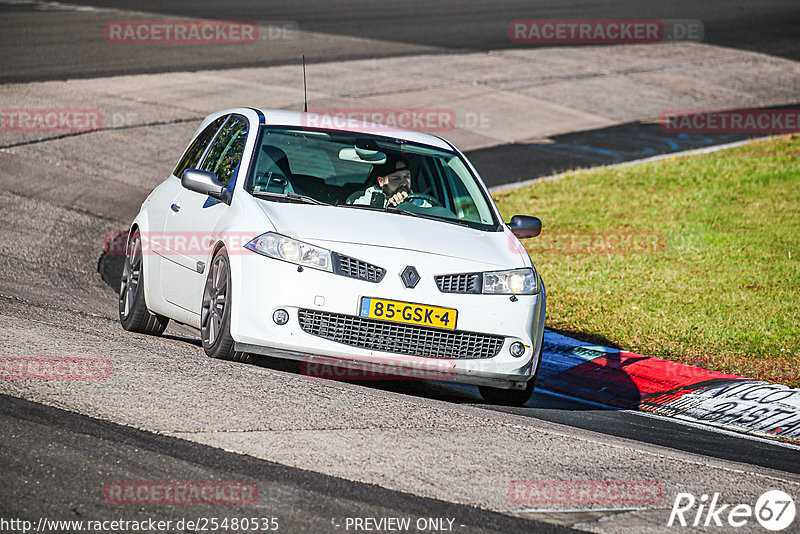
top-left (482, 267), bottom-right (539, 295)
top-left (244, 232), bottom-right (333, 272)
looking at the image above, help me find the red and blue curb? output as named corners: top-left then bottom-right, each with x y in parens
top-left (538, 330), bottom-right (800, 444)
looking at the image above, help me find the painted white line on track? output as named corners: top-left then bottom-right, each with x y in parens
top-left (508, 506), bottom-right (649, 514)
top-left (0, 0), bottom-right (113, 12)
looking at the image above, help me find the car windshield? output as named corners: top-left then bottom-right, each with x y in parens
top-left (246, 126), bottom-right (500, 231)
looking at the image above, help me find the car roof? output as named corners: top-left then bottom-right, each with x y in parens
top-left (251, 108), bottom-right (455, 151)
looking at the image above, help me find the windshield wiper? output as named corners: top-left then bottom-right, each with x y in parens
top-left (337, 203), bottom-right (426, 219)
top-left (252, 191), bottom-right (327, 205)
top-left (407, 210), bottom-right (476, 228)
top-left (337, 203), bottom-right (477, 227)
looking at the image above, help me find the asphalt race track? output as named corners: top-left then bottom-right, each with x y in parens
top-left (0, 395), bottom-right (569, 533)
top-left (1, 1), bottom-right (800, 532)
top-left (2, 0), bottom-right (799, 82)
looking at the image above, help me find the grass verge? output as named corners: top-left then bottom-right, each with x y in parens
top-left (493, 135), bottom-right (800, 386)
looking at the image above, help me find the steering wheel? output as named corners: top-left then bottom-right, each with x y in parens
top-left (399, 193), bottom-right (442, 207)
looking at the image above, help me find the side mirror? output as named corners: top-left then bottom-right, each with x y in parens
top-left (507, 215), bottom-right (542, 238)
top-left (181, 169), bottom-right (231, 204)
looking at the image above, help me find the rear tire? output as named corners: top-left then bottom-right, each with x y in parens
top-left (119, 230), bottom-right (169, 335)
top-left (201, 248), bottom-right (250, 362)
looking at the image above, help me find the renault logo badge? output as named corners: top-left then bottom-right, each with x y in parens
top-left (400, 266), bottom-right (420, 288)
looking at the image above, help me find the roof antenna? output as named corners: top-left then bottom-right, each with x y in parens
top-left (302, 54), bottom-right (308, 112)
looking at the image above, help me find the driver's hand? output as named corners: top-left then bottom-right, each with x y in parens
top-left (387, 190), bottom-right (409, 207)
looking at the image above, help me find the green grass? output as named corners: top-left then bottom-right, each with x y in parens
top-left (493, 135), bottom-right (800, 386)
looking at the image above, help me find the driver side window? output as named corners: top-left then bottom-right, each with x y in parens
top-left (201, 115), bottom-right (248, 185)
top-left (172, 116), bottom-right (227, 179)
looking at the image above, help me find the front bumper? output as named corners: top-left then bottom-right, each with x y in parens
top-left (228, 243), bottom-right (546, 389)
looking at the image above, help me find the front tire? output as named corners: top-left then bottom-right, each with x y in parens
top-left (201, 248), bottom-right (249, 362)
top-left (479, 380), bottom-right (536, 406)
top-left (480, 336), bottom-right (545, 406)
top-left (119, 230), bottom-right (169, 335)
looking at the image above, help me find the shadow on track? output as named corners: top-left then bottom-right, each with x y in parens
top-left (97, 244), bottom-right (634, 410)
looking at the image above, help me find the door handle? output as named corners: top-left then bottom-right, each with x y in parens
top-left (170, 203), bottom-right (181, 212)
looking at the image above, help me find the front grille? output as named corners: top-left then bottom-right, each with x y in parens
top-left (435, 273), bottom-right (482, 293)
top-left (298, 309), bottom-right (504, 359)
top-left (333, 253), bottom-right (386, 283)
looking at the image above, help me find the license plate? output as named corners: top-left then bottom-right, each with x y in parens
top-left (359, 297), bottom-right (457, 330)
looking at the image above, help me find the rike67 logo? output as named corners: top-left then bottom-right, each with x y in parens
top-left (668, 490), bottom-right (795, 531)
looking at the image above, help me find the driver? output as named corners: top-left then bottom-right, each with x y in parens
top-left (351, 157), bottom-right (430, 207)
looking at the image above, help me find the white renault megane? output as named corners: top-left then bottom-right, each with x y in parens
top-left (119, 108), bottom-right (545, 405)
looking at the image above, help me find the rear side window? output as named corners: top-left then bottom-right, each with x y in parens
top-left (172, 116), bottom-right (228, 178)
top-left (201, 115), bottom-right (248, 185)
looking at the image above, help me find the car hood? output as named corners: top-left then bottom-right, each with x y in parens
top-left (254, 201), bottom-right (525, 268)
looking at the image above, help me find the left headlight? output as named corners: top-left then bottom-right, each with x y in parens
top-left (245, 232), bottom-right (333, 272)
top-left (483, 267), bottom-right (539, 295)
